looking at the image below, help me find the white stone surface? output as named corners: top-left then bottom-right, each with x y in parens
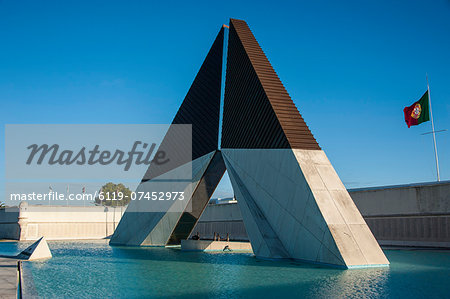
top-left (0, 205), bottom-right (123, 241)
top-left (222, 148), bottom-right (389, 268)
top-left (293, 149), bottom-right (389, 267)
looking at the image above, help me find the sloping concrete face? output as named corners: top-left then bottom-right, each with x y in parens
top-left (110, 151), bottom-right (217, 246)
top-left (167, 151), bottom-right (226, 245)
top-left (222, 149), bottom-right (389, 268)
top-left (293, 149), bottom-right (389, 267)
top-left (224, 157), bottom-right (289, 259)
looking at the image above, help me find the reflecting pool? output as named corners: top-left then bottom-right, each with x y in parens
top-left (1, 240), bottom-right (449, 298)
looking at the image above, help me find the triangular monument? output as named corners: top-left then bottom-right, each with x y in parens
top-left (111, 20), bottom-right (389, 269)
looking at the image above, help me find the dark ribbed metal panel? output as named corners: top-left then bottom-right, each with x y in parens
top-left (221, 19), bottom-right (320, 150)
top-left (171, 27), bottom-right (224, 158)
top-left (142, 28), bottom-right (224, 181)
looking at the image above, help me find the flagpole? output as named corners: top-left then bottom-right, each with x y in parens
top-left (426, 74), bottom-right (440, 182)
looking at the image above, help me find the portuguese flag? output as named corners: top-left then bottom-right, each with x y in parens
top-left (403, 91), bottom-right (430, 128)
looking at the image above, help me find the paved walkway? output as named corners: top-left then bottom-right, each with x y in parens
top-left (0, 258), bottom-right (17, 299)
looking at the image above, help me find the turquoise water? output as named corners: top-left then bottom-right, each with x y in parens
top-left (1, 240), bottom-right (450, 298)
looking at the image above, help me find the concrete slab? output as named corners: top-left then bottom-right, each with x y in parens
top-left (181, 239), bottom-right (252, 251)
top-left (0, 258), bottom-right (18, 299)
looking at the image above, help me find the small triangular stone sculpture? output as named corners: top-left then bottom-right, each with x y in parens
top-left (16, 237), bottom-right (52, 260)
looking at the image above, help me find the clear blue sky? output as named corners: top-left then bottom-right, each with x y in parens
top-left (1, 0), bottom-right (449, 199)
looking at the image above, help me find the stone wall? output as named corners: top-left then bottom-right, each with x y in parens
top-left (0, 203), bottom-right (124, 241)
top-left (0, 207), bottom-right (20, 240)
top-left (190, 202), bottom-right (248, 241)
top-left (350, 181), bottom-right (450, 248)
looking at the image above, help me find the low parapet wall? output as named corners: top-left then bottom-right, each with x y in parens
top-left (350, 181), bottom-right (450, 248)
top-left (0, 204), bottom-right (124, 241)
